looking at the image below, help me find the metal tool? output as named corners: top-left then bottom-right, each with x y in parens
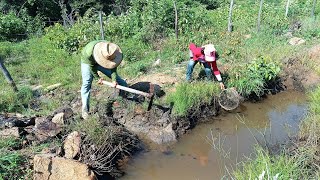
top-left (102, 80), bottom-right (155, 111)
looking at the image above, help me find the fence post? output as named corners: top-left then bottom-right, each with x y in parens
top-left (99, 11), bottom-right (105, 40)
top-left (285, 0), bottom-right (290, 17)
top-left (0, 58), bottom-right (18, 92)
top-left (173, 0), bottom-right (178, 39)
top-left (257, 0), bottom-right (264, 32)
top-left (228, 0), bottom-right (234, 32)
top-left (311, 0), bottom-right (317, 19)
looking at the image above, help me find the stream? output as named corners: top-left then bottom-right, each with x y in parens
top-left (120, 90), bottom-right (308, 180)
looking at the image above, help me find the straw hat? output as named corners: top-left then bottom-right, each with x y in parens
top-left (203, 44), bottom-right (216, 62)
top-left (93, 42), bottom-right (123, 69)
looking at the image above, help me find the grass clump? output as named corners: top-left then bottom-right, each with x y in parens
top-left (0, 150), bottom-right (27, 180)
top-left (0, 137), bottom-right (22, 150)
top-left (166, 81), bottom-right (220, 116)
top-left (233, 146), bottom-right (312, 179)
top-left (0, 137), bottom-right (28, 180)
top-left (0, 86), bottom-right (34, 113)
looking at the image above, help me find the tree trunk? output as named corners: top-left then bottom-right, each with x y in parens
top-left (173, 0), bottom-right (178, 39)
top-left (227, 0), bottom-right (234, 32)
top-left (311, 0), bottom-right (317, 18)
top-left (257, 0), bottom-right (264, 32)
top-left (99, 11), bottom-right (105, 40)
top-left (285, 0), bottom-right (290, 17)
top-left (0, 58), bottom-right (18, 92)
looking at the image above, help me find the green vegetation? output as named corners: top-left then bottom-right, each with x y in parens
top-left (166, 81), bottom-right (220, 116)
top-left (0, 86), bottom-right (33, 112)
top-left (0, 0), bottom-right (320, 178)
top-left (227, 56), bottom-right (281, 97)
top-left (0, 137), bottom-right (27, 180)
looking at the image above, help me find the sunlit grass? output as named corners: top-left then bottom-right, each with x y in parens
top-left (166, 81), bottom-right (220, 116)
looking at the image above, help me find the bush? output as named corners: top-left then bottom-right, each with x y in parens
top-left (226, 56), bottom-right (281, 97)
top-left (0, 12), bottom-right (27, 41)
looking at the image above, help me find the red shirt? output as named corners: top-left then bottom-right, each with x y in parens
top-left (189, 43), bottom-right (204, 61)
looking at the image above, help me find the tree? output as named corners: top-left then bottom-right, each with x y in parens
top-left (0, 58), bottom-right (18, 92)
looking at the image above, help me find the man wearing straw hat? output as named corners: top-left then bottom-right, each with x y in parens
top-left (186, 43), bottom-right (225, 90)
top-left (81, 40), bottom-right (127, 119)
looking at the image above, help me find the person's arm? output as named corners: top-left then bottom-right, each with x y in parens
top-left (210, 61), bottom-right (225, 89)
top-left (109, 68), bottom-right (118, 87)
top-left (189, 50), bottom-right (194, 60)
top-left (81, 43), bottom-right (100, 79)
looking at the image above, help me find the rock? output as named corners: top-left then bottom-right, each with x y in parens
top-left (63, 131), bottom-right (81, 159)
top-left (51, 113), bottom-right (65, 125)
top-left (35, 117), bottom-right (48, 128)
top-left (289, 37), bottom-right (305, 45)
top-left (284, 32), bottom-right (293, 38)
top-left (244, 34), bottom-right (251, 39)
top-left (0, 127), bottom-right (21, 138)
top-left (147, 123), bottom-right (177, 144)
top-left (152, 59), bottom-right (161, 67)
top-left (34, 121), bottom-right (62, 142)
top-left (33, 154), bottom-right (96, 180)
top-left (53, 107), bottom-right (73, 119)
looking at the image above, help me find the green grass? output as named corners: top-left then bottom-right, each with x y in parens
top-left (0, 86), bottom-right (33, 112)
top-left (0, 150), bottom-right (27, 180)
top-left (0, 137), bottom-right (28, 180)
top-left (165, 81), bottom-right (220, 116)
top-left (68, 115), bottom-right (113, 146)
top-left (0, 137), bottom-right (22, 150)
top-left (233, 146), bottom-right (314, 180)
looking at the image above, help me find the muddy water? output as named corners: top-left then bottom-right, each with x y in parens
top-left (120, 90), bottom-right (308, 180)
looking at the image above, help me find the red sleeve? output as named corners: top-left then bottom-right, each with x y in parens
top-left (209, 61), bottom-right (220, 75)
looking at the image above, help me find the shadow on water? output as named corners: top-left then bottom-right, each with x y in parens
top-left (119, 90), bottom-right (308, 180)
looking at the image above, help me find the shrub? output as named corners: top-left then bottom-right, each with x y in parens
top-left (226, 56), bottom-right (281, 97)
top-left (0, 12), bottom-right (27, 41)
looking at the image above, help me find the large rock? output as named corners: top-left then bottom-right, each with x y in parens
top-left (63, 131), bottom-right (81, 159)
top-left (147, 123), bottom-right (177, 144)
top-left (289, 37), bottom-right (305, 45)
top-left (33, 154), bottom-right (96, 180)
top-left (34, 121), bottom-right (62, 142)
top-left (51, 112), bottom-right (65, 125)
top-left (0, 127), bottom-right (21, 138)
